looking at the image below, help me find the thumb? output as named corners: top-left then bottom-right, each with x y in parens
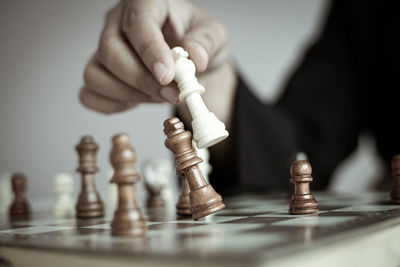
top-left (182, 12), bottom-right (229, 72)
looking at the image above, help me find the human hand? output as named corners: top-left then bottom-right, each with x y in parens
top-left (79, 0), bottom-right (230, 114)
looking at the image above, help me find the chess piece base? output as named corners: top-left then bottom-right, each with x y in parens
top-left (289, 194), bottom-right (318, 215)
top-left (176, 193), bottom-right (191, 216)
top-left (391, 186), bottom-right (400, 204)
top-left (54, 210), bottom-right (75, 218)
top-left (111, 209), bottom-right (146, 236)
top-left (390, 192), bottom-right (400, 204)
top-left (192, 112), bottom-right (229, 149)
top-left (147, 195), bottom-right (165, 208)
top-left (54, 205), bottom-right (75, 218)
top-left (289, 207), bottom-right (319, 215)
top-left (190, 185), bottom-right (225, 220)
top-left (76, 190), bottom-right (104, 218)
top-left (76, 202), bottom-right (104, 218)
top-left (391, 199), bottom-right (400, 204)
top-left (9, 202), bottom-right (30, 216)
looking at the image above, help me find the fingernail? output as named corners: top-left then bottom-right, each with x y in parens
top-left (152, 61), bottom-right (168, 84)
top-left (187, 41), bottom-right (209, 70)
top-left (160, 86), bottom-right (179, 104)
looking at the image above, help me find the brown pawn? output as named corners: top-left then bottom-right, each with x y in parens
top-left (9, 173), bottom-right (31, 216)
top-left (176, 175), bottom-right (191, 215)
top-left (163, 117), bottom-right (225, 220)
top-left (390, 155), bottom-right (400, 204)
top-left (75, 136), bottom-right (104, 218)
top-left (110, 133), bottom-right (146, 236)
top-left (289, 160), bottom-right (318, 215)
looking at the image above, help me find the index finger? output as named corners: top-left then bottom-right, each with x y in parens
top-left (122, 0), bottom-right (174, 85)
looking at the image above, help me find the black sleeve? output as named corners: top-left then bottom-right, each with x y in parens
top-left (210, 1), bottom-right (364, 194)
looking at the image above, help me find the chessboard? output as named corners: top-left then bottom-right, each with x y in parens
top-left (1, 191), bottom-right (400, 267)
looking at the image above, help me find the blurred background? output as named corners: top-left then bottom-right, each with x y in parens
top-left (0, 0), bottom-right (385, 208)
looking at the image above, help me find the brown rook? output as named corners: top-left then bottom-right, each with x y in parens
top-left (289, 160), bottom-right (318, 215)
top-left (9, 173), bottom-right (31, 216)
top-left (75, 136), bottom-right (104, 218)
top-left (391, 155), bottom-right (400, 204)
top-left (110, 133), bottom-right (146, 236)
top-left (163, 117), bottom-right (225, 219)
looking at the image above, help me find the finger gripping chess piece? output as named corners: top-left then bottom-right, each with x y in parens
top-left (391, 155), bottom-right (400, 204)
top-left (75, 136), bottom-right (104, 218)
top-left (289, 160), bottom-right (318, 215)
top-left (171, 47), bottom-right (229, 149)
top-left (9, 173), bottom-right (31, 216)
top-left (110, 133), bottom-right (146, 236)
top-left (163, 117), bottom-right (225, 219)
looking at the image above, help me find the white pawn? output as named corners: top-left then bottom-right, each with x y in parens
top-left (171, 47), bottom-right (229, 149)
top-left (193, 141), bottom-right (212, 183)
top-left (106, 169), bottom-right (118, 214)
top-left (0, 173), bottom-right (12, 215)
top-left (141, 158), bottom-right (175, 209)
top-left (53, 173), bottom-right (75, 218)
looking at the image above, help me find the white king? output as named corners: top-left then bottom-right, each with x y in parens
top-left (171, 47), bottom-right (229, 148)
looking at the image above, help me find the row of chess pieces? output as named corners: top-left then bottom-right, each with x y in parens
top-left (0, 117), bottom-right (223, 236)
top-left (2, 116), bottom-right (400, 236)
top-left (0, 149), bottom-right (211, 219)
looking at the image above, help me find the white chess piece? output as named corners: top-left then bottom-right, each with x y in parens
top-left (141, 158), bottom-right (175, 209)
top-left (0, 173), bottom-right (12, 214)
top-left (193, 141), bottom-right (212, 183)
top-left (172, 47), bottom-right (229, 148)
top-left (106, 169), bottom-right (118, 214)
top-left (53, 173), bottom-right (75, 218)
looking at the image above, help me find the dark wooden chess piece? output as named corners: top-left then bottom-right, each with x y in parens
top-left (9, 173), bottom-right (31, 217)
top-left (75, 136), bottom-right (104, 218)
top-left (163, 117), bottom-right (225, 219)
top-left (289, 160), bottom-right (318, 215)
top-left (110, 133), bottom-right (146, 236)
top-left (176, 175), bottom-right (191, 215)
top-left (390, 155), bottom-right (400, 204)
